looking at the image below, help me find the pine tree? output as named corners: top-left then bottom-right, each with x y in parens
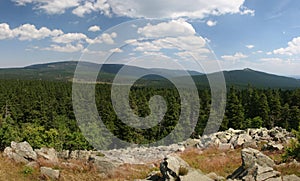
top-left (226, 87), bottom-right (245, 129)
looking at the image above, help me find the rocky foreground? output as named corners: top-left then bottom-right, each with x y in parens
top-left (2, 127), bottom-right (300, 180)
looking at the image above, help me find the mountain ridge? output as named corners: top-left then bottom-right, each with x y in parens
top-left (0, 61), bottom-right (299, 89)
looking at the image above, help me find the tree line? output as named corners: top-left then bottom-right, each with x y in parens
top-left (0, 80), bottom-right (299, 150)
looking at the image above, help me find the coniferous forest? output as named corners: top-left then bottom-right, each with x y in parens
top-left (0, 79), bottom-right (299, 151)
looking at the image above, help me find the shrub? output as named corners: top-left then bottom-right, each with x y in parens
top-left (178, 166), bottom-right (189, 176)
top-left (283, 125), bottom-right (300, 161)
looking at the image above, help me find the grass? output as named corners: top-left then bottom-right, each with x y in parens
top-left (0, 155), bottom-right (39, 181)
top-left (179, 147), bottom-right (242, 177)
top-left (1, 146), bottom-right (299, 180)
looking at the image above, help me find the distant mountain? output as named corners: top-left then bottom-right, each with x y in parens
top-left (0, 61), bottom-right (202, 82)
top-left (191, 68), bottom-right (300, 89)
top-left (0, 61), bottom-right (299, 89)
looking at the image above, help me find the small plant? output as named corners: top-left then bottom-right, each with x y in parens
top-left (96, 152), bottom-right (105, 157)
top-left (21, 166), bottom-right (34, 176)
top-left (178, 166), bottom-right (189, 176)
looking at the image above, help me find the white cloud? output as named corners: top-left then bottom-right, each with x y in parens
top-left (12, 0), bottom-right (254, 19)
top-left (246, 44), bottom-right (254, 49)
top-left (273, 37), bottom-right (300, 56)
top-left (110, 48), bottom-right (123, 53)
top-left (221, 52), bottom-right (248, 61)
top-left (107, 0), bottom-right (254, 19)
top-left (43, 43), bottom-right (84, 52)
top-left (0, 23), bottom-right (63, 41)
top-left (206, 20), bottom-right (217, 27)
top-left (260, 57), bottom-right (284, 63)
top-left (13, 0), bottom-right (80, 14)
top-left (0, 23), bottom-right (14, 40)
top-left (52, 33), bottom-right (87, 44)
top-left (138, 19), bottom-right (196, 38)
top-left (88, 25), bottom-right (101, 32)
top-left (86, 32), bottom-right (117, 44)
top-left (72, 0), bottom-right (111, 17)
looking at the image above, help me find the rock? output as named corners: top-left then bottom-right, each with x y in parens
top-left (11, 141), bottom-right (37, 161)
top-left (218, 143), bottom-right (233, 151)
top-left (40, 167), bottom-right (60, 180)
top-left (69, 150), bottom-right (79, 160)
top-left (92, 156), bottom-right (121, 174)
top-left (26, 161), bottom-right (39, 169)
top-left (78, 150), bottom-right (91, 161)
top-left (206, 172), bottom-right (225, 181)
top-left (184, 139), bottom-right (201, 148)
top-left (256, 164), bottom-right (281, 181)
top-left (282, 174), bottom-right (300, 181)
top-left (242, 141), bottom-right (258, 149)
top-left (3, 141), bottom-right (37, 163)
top-left (35, 148), bottom-right (58, 163)
top-left (228, 148), bottom-right (279, 181)
top-left (234, 134), bottom-right (253, 148)
top-left (165, 154), bottom-right (190, 175)
top-left (57, 150), bottom-right (69, 160)
top-left (241, 148), bottom-right (275, 168)
top-left (270, 144), bottom-right (284, 151)
top-left (181, 169), bottom-right (214, 181)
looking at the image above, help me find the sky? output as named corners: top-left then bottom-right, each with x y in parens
top-left (0, 0), bottom-right (300, 76)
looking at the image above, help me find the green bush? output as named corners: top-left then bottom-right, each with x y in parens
top-left (283, 125), bottom-right (300, 161)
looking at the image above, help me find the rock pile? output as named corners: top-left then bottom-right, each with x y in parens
top-left (197, 127), bottom-right (293, 150)
top-left (1, 127), bottom-right (299, 180)
top-left (227, 148), bottom-right (300, 181)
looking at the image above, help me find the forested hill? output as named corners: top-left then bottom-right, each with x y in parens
top-left (0, 61), bottom-right (299, 89)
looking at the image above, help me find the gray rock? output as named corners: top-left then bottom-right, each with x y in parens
top-left (206, 172), bottom-right (225, 181)
top-left (35, 147), bottom-right (58, 163)
top-left (12, 141), bottom-right (37, 161)
top-left (57, 150), bottom-right (69, 160)
top-left (40, 167), bottom-right (60, 180)
top-left (166, 154), bottom-right (190, 175)
top-left (256, 165), bottom-right (280, 181)
top-left (181, 169), bottom-right (213, 181)
top-left (69, 150), bottom-right (79, 160)
top-left (218, 143), bottom-right (233, 151)
top-left (92, 156), bottom-right (121, 174)
top-left (234, 134), bottom-right (253, 148)
top-left (3, 141), bottom-right (37, 163)
top-left (242, 148), bottom-right (275, 168)
top-left (282, 174), bottom-right (300, 181)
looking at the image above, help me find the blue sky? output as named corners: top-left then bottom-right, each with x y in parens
top-left (0, 0), bottom-right (300, 75)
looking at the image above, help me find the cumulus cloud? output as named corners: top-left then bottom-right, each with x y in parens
top-left (0, 23), bottom-right (14, 40)
top-left (221, 52), bottom-right (248, 61)
top-left (52, 33), bottom-right (87, 44)
top-left (108, 0), bottom-right (254, 19)
top-left (88, 25), bottom-right (101, 32)
top-left (12, 0), bottom-right (254, 19)
top-left (273, 37), bottom-right (300, 55)
top-left (13, 0), bottom-right (80, 14)
top-left (206, 20), bottom-right (217, 27)
top-left (72, 0), bottom-right (111, 17)
top-left (246, 45), bottom-right (254, 49)
top-left (138, 19), bottom-right (196, 38)
top-left (0, 23), bottom-right (63, 41)
top-left (43, 43), bottom-right (84, 52)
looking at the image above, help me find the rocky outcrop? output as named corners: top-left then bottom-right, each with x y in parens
top-left (141, 154), bottom-right (214, 181)
top-left (3, 141), bottom-right (37, 163)
top-left (40, 167), bottom-right (60, 180)
top-left (35, 147), bottom-right (58, 163)
top-left (228, 148), bottom-right (300, 181)
top-left (197, 127), bottom-right (294, 150)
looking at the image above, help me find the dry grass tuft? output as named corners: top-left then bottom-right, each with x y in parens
top-left (179, 147), bottom-right (242, 177)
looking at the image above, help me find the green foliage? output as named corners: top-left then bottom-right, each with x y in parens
top-left (0, 79), bottom-right (299, 150)
top-left (21, 166), bottom-right (34, 176)
top-left (178, 166), bottom-right (189, 176)
top-left (283, 126), bottom-right (300, 161)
